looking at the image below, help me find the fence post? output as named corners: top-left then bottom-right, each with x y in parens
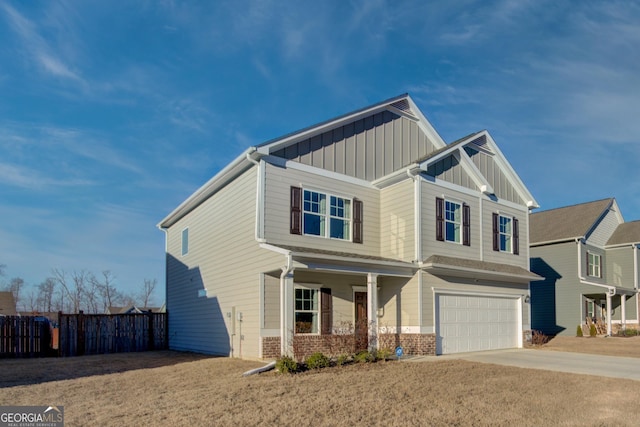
top-left (77, 310), bottom-right (85, 356)
top-left (148, 312), bottom-right (154, 351)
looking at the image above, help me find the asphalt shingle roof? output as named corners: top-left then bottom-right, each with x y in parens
top-left (529, 198), bottom-right (613, 245)
top-left (607, 220), bottom-right (640, 246)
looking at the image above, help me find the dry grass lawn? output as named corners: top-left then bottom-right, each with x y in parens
top-left (2, 337), bottom-right (640, 426)
top-left (536, 334), bottom-right (640, 358)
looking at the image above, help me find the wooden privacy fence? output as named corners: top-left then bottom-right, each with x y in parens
top-left (0, 316), bottom-right (54, 358)
top-left (58, 311), bottom-right (168, 357)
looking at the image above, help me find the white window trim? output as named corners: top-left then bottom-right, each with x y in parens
top-left (499, 214), bottom-right (513, 253)
top-left (302, 188), bottom-right (353, 242)
top-left (294, 284), bottom-right (322, 335)
top-left (588, 252), bottom-right (602, 278)
top-left (181, 227), bottom-right (189, 256)
top-left (444, 199), bottom-right (462, 244)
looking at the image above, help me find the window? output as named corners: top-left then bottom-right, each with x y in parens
top-left (586, 300), bottom-right (595, 320)
top-left (302, 189), bottom-right (351, 240)
top-left (295, 288), bottom-right (319, 334)
top-left (588, 252), bottom-right (602, 278)
top-left (181, 228), bottom-right (189, 256)
top-left (492, 213), bottom-right (519, 255)
top-left (291, 187), bottom-right (362, 243)
top-left (436, 197), bottom-right (470, 246)
top-left (499, 215), bottom-right (512, 252)
top-left (444, 200), bottom-right (461, 243)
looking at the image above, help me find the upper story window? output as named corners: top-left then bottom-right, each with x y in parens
top-left (445, 200), bottom-right (461, 243)
top-left (588, 252), bottom-right (602, 278)
top-left (436, 197), bottom-right (470, 246)
top-left (181, 228), bottom-right (189, 256)
top-left (492, 213), bottom-right (519, 255)
top-left (499, 215), bottom-right (512, 252)
top-left (290, 186), bottom-right (363, 243)
top-left (303, 190), bottom-right (351, 240)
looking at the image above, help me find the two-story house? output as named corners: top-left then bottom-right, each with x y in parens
top-left (530, 198), bottom-right (639, 336)
top-left (158, 94), bottom-right (541, 359)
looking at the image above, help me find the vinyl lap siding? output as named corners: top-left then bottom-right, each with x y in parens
top-left (481, 200), bottom-right (528, 269)
top-left (273, 112), bottom-right (438, 181)
top-left (380, 180), bottom-right (414, 261)
top-left (263, 162), bottom-right (381, 257)
top-left (166, 168), bottom-right (282, 357)
top-left (588, 208), bottom-right (620, 246)
top-left (378, 274), bottom-right (419, 329)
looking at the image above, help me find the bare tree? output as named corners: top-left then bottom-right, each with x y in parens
top-left (139, 278), bottom-right (157, 308)
top-left (52, 269), bottom-right (89, 313)
top-left (91, 270), bottom-right (122, 313)
top-left (37, 278), bottom-right (56, 313)
top-left (7, 277), bottom-right (25, 310)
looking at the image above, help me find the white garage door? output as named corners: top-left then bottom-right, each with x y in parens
top-left (436, 293), bottom-right (520, 355)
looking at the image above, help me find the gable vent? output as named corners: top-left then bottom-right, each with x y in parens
top-left (390, 99), bottom-right (411, 112)
top-left (469, 134), bottom-right (490, 151)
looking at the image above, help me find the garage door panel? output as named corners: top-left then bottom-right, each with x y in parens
top-left (436, 293), bottom-right (520, 355)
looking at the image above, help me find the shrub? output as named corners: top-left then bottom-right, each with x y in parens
top-left (275, 356), bottom-right (298, 374)
top-left (354, 350), bottom-right (376, 363)
top-left (589, 324), bottom-right (597, 337)
top-left (531, 330), bottom-right (550, 345)
top-left (376, 347), bottom-right (394, 361)
top-left (576, 325), bottom-right (583, 337)
top-left (305, 352), bottom-right (330, 370)
top-left (335, 354), bottom-right (350, 366)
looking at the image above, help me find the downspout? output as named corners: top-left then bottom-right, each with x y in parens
top-left (408, 168), bottom-right (422, 264)
top-left (246, 152), bottom-right (265, 242)
top-left (634, 245), bottom-right (638, 290)
top-left (479, 194), bottom-right (484, 261)
top-left (280, 254), bottom-right (294, 356)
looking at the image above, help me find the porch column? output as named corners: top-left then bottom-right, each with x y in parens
top-left (606, 292), bottom-right (612, 336)
top-left (621, 294), bottom-right (627, 332)
top-left (367, 273), bottom-right (378, 353)
top-left (280, 268), bottom-right (295, 356)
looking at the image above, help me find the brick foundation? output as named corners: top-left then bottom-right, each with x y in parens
top-left (379, 333), bottom-right (436, 356)
top-left (261, 333), bottom-right (437, 359)
top-left (261, 336), bottom-right (281, 359)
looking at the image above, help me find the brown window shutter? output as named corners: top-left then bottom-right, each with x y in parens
top-left (513, 217), bottom-right (519, 255)
top-left (290, 186), bottom-right (302, 235)
top-left (492, 213), bottom-right (499, 251)
top-left (586, 251), bottom-right (590, 276)
top-left (353, 198), bottom-right (363, 244)
top-left (599, 255), bottom-right (603, 278)
top-left (436, 197), bottom-right (444, 241)
top-left (320, 287), bottom-right (332, 335)
top-left (463, 203), bottom-right (471, 246)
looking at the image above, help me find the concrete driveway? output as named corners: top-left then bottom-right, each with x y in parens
top-left (405, 349), bottom-right (640, 381)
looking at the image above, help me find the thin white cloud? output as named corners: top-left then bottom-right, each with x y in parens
top-left (0, 162), bottom-right (93, 190)
top-left (1, 3), bottom-right (85, 85)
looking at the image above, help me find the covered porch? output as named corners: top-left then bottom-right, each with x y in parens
top-left (260, 244), bottom-right (417, 359)
top-left (583, 286), bottom-right (638, 336)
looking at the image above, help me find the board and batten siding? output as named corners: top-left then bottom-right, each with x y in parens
top-left (420, 182), bottom-right (481, 261)
top-left (263, 162), bottom-right (381, 257)
top-left (380, 179), bottom-right (415, 261)
top-left (425, 154), bottom-right (477, 191)
top-left (272, 111), bottom-right (438, 181)
top-left (421, 272), bottom-right (529, 329)
top-left (465, 148), bottom-right (524, 205)
top-left (166, 167), bottom-right (282, 358)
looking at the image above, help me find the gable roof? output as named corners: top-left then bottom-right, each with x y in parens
top-left (0, 292), bottom-right (17, 316)
top-left (530, 198), bottom-right (614, 245)
top-left (607, 220), bottom-right (640, 246)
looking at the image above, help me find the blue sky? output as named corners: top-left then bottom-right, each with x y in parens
top-left (1, 1), bottom-right (639, 301)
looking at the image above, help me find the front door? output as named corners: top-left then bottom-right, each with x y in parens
top-left (354, 292), bottom-right (368, 351)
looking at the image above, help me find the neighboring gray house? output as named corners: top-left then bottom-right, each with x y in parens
top-left (158, 94), bottom-right (540, 359)
top-left (530, 198), bottom-right (639, 336)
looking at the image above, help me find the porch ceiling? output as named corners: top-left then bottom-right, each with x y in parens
top-left (422, 254), bottom-right (543, 284)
